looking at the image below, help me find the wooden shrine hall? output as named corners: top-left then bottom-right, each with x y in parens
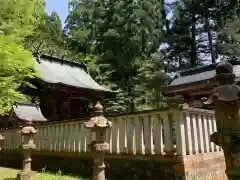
top-left (1, 55), bottom-right (114, 128)
top-left (161, 59), bottom-right (240, 108)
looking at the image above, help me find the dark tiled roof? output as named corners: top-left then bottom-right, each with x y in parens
top-left (169, 60), bottom-right (240, 86)
top-left (34, 55), bottom-right (113, 93)
top-left (12, 103), bottom-right (47, 122)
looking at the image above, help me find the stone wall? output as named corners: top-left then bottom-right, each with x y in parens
top-left (182, 152), bottom-right (227, 180)
top-left (0, 151), bottom-right (226, 180)
top-left (0, 151), bottom-right (185, 180)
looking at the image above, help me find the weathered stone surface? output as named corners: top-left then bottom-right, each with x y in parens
top-left (84, 101), bottom-right (112, 129)
top-left (0, 133), bottom-right (5, 151)
top-left (182, 152), bottom-right (227, 180)
top-left (203, 60), bottom-right (240, 179)
top-left (91, 142), bottom-right (109, 152)
top-left (0, 153), bottom-right (181, 180)
top-left (17, 123), bottom-right (37, 180)
top-left (0, 151), bottom-right (228, 180)
top-left (84, 101), bottom-right (111, 180)
top-left (16, 171), bottom-right (33, 180)
top-left (20, 144), bottom-right (36, 150)
top-left (20, 126), bottom-right (37, 135)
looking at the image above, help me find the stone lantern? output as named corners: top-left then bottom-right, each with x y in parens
top-left (202, 61), bottom-right (240, 179)
top-left (0, 133), bottom-right (5, 151)
top-left (84, 101), bottom-right (112, 180)
top-left (9, 102), bottom-right (47, 180)
top-left (17, 120), bottom-right (38, 180)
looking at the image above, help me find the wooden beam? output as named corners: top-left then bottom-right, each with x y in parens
top-left (189, 100), bottom-right (204, 108)
top-left (40, 82), bottom-right (112, 100)
top-left (189, 89), bottom-right (212, 96)
top-left (163, 78), bottom-right (217, 95)
top-left (164, 82), bottom-right (216, 95)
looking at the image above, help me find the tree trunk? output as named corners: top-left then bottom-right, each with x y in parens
top-left (190, 13), bottom-right (197, 68)
top-left (179, 55), bottom-right (183, 69)
top-left (160, 0), bottom-right (170, 34)
top-left (203, 0), bottom-right (215, 63)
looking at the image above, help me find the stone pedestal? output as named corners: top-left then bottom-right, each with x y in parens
top-left (16, 171), bottom-right (33, 180)
top-left (17, 121), bottom-right (37, 180)
top-left (91, 142), bottom-right (109, 180)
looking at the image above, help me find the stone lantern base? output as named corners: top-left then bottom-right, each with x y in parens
top-left (16, 170), bottom-right (34, 180)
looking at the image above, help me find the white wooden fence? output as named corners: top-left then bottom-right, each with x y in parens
top-left (1, 106), bottom-right (222, 156)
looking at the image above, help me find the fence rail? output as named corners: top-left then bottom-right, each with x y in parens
top-left (1, 106), bottom-right (222, 156)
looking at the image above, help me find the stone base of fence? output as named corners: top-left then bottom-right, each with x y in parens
top-left (0, 150), bottom-right (227, 180)
top-left (182, 152), bottom-right (227, 180)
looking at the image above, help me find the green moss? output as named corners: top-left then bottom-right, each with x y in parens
top-left (0, 167), bottom-right (83, 180)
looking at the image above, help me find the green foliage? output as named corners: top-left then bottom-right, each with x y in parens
top-left (0, 0), bottom-right (44, 41)
top-left (0, 167), bottom-right (83, 180)
top-left (0, 0), bottom-right (44, 115)
top-left (25, 11), bottom-right (65, 57)
top-left (65, 0), bottom-right (240, 113)
top-left (67, 0), bottom-right (164, 112)
top-left (163, 0), bottom-right (240, 67)
top-left (217, 16), bottom-right (240, 59)
top-left (0, 36), bottom-right (38, 114)
top-left (15, 0), bottom-right (240, 115)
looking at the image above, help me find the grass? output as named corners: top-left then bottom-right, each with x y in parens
top-left (0, 167), bottom-right (83, 180)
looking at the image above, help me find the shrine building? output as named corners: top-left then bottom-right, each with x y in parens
top-left (161, 60), bottom-right (240, 108)
top-left (1, 55), bottom-right (114, 128)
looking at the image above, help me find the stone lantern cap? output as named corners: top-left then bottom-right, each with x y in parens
top-left (202, 60), bottom-right (240, 105)
top-left (216, 60), bottom-right (233, 74)
top-left (84, 101), bottom-right (112, 130)
top-left (20, 124), bottom-right (38, 135)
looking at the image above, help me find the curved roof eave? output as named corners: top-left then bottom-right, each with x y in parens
top-left (12, 102), bottom-right (47, 122)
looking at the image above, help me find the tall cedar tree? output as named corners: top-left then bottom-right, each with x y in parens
top-left (66, 0), bottom-right (164, 112)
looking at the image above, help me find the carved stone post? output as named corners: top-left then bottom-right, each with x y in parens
top-left (17, 121), bottom-right (37, 180)
top-left (202, 61), bottom-right (240, 180)
top-left (84, 101), bottom-right (112, 180)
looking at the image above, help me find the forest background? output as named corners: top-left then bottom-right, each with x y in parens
top-left (0, 0), bottom-right (239, 114)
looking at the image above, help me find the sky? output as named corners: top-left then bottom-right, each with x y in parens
top-left (45, 0), bottom-right (69, 25)
top-left (45, 0), bottom-right (175, 27)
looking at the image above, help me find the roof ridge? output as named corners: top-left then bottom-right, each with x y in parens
top-left (15, 102), bottom-right (37, 107)
top-left (34, 54), bottom-right (88, 72)
top-left (179, 60), bottom-right (240, 77)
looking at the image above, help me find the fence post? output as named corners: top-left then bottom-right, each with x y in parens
top-left (167, 96), bottom-right (187, 156)
top-left (174, 104), bottom-right (188, 156)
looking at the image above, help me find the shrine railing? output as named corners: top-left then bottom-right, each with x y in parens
top-left (1, 106), bottom-right (222, 156)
